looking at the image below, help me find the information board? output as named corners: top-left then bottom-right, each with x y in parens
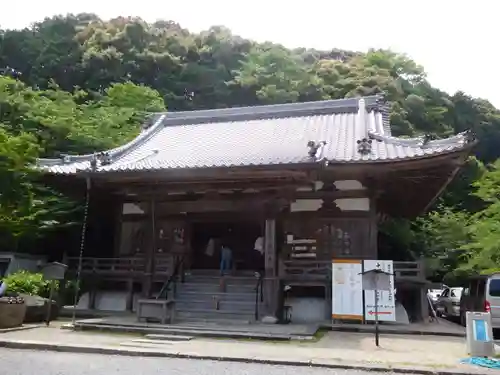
top-left (332, 259), bottom-right (363, 320)
top-left (363, 260), bottom-right (396, 322)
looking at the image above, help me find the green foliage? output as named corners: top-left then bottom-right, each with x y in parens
top-left (0, 14), bottom-right (500, 277)
top-left (415, 207), bottom-right (471, 280)
top-left (2, 270), bottom-right (51, 297)
top-left (0, 66), bottom-right (165, 253)
top-left (460, 160), bottom-right (500, 272)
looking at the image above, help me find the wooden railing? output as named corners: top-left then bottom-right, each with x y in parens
top-left (280, 260), bottom-right (331, 279)
top-left (280, 259), bottom-right (425, 281)
top-left (67, 256), bottom-right (173, 275)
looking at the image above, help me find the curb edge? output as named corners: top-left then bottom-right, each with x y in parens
top-left (0, 340), bottom-right (474, 375)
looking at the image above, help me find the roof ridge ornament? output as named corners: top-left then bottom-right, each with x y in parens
top-left (88, 151), bottom-right (113, 172)
top-left (373, 92), bottom-right (391, 135)
top-left (184, 88), bottom-right (195, 101)
top-left (419, 134), bottom-right (436, 147)
top-left (60, 155), bottom-right (72, 164)
top-left (142, 114), bottom-right (157, 130)
top-left (357, 138), bottom-right (373, 155)
top-left (464, 129), bottom-right (477, 144)
top-left (375, 93), bottom-right (387, 107)
top-left (307, 140), bottom-right (327, 160)
top-left (97, 151), bottom-right (112, 165)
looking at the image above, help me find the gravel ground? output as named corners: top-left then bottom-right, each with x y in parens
top-left (0, 348), bottom-right (399, 375)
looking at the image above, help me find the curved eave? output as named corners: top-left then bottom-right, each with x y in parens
top-left (37, 113), bottom-right (167, 167)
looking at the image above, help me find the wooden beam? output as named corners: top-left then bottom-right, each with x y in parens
top-left (375, 165), bottom-right (456, 218)
top-left (116, 179), bottom-right (313, 197)
top-left (322, 150), bottom-right (473, 178)
top-left (154, 199), bottom-right (275, 213)
top-left (295, 189), bottom-right (368, 200)
top-left (421, 157), bottom-right (468, 214)
top-left (122, 188), bottom-right (368, 203)
top-left (91, 167), bottom-right (313, 185)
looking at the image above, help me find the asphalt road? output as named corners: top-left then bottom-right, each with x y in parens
top-left (0, 349), bottom-right (398, 375)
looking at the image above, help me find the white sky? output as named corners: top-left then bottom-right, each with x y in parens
top-left (1, 0), bottom-right (499, 109)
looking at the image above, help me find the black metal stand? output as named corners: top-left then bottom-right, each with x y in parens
top-left (45, 281), bottom-right (55, 326)
top-left (374, 289), bottom-right (379, 347)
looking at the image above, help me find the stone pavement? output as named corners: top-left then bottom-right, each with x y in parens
top-left (0, 321), bottom-right (495, 375)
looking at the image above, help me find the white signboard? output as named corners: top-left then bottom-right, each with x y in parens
top-left (363, 260), bottom-right (396, 322)
top-left (332, 259), bottom-right (363, 320)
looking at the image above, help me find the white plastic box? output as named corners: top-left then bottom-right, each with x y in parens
top-left (465, 311), bottom-right (495, 357)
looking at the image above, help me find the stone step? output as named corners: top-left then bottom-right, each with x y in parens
top-left (179, 279), bottom-right (257, 287)
top-left (142, 334), bottom-right (193, 341)
top-left (141, 324), bottom-right (315, 341)
top-left (175, 317), bottom-right (253, 325)
top-left (184, 270), bottom-right (255, 277)
top-left (177, 280), bottom-right (257, 289)
top-left (119, 341), bottom-right (174, 349)
top-left (175, 298), bottom-right (254, 310)
top-left (175, 291), bottom-right (256, 302)
top-left (176, 308), bottom-right (256, 321)
top-left (177, 284), bottom-right (256, 294)
top-left (180, 279), bottom-right (258, 287)
top-left (184, 275), bottom-right (258, 282)
top-left (75, 321), bottom-right (312, 341)
top-left (175, 299), bottom-right (258, 312)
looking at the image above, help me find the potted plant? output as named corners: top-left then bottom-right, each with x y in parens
top-left (1, 270), bottom-right (60, 323)
top-left (0, 295), bottom-right (26, 328)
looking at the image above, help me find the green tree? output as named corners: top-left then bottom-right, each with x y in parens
top-left (0, 129), bottom-right (40, 250)
top-left (415, 208), bottom-right (471, 281)
top-left (0, 73), bottom-right (165, 253)
top-left (462, 160), bottom-right (500, 273)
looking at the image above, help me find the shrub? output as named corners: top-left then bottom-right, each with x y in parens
top-left (2, 270), bottom-right (52, 297)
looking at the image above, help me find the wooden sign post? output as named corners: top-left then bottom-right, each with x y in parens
top-left (41, 262), bottom-right (68, 327)
top-left (360, 264), bottom-right (393, 347)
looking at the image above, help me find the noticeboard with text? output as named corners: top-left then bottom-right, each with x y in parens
top-left (363, 260), bottom-right (396, 322)
top-left (331, 259), bottom-right (363, 321)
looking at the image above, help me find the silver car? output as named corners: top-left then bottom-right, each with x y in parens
top-left (436, 287), bottom-right (463, 318)
top-left (460, 273), bottom-right (500, 328)
top-left (428, 288), bottom-right (444, 306)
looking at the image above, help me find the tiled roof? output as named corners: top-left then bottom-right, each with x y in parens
top-left (38, 95), bottom-right (473, 175)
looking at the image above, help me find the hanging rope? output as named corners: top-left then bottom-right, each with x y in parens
top-left (71, 176), bottom-right (91, 327)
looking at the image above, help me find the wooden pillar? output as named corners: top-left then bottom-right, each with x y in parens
top-left (126, 279), bottom-right (134, 311)
top-left (419, 260), bottom-right (428, 322)
top-left (264, 217), bottom-right (278, 317)
top-left (113, 200), bottom-right (124, 257)
top-left (142, 198), bottom-right (157, 297)
top-left (368, 196), bottom-right (378, 259)
top-left (58, 253), bottom-right (69, 308)
top-left (325, 277), bottom-right (332, 320)
top-left (419, 286), bottom-right (428, 323)
top-left (89, 277), bottom-right (97, 309)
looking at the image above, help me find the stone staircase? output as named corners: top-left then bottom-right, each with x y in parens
top-left (173, 270), bottom-right (262, 324)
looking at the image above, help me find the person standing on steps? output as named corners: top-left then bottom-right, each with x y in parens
top-left (253, 236), bottom-right (265, 277)
top-left (220, 242), bottom-right (233, 276)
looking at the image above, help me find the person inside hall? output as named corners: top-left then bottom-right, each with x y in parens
top-left (220, 241), bottom-right (233, 276)
top-left (253, 236), bottom-right (265, 276)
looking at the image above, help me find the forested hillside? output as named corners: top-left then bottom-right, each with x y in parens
top-left (1, 14), bottom-right (500, 281)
